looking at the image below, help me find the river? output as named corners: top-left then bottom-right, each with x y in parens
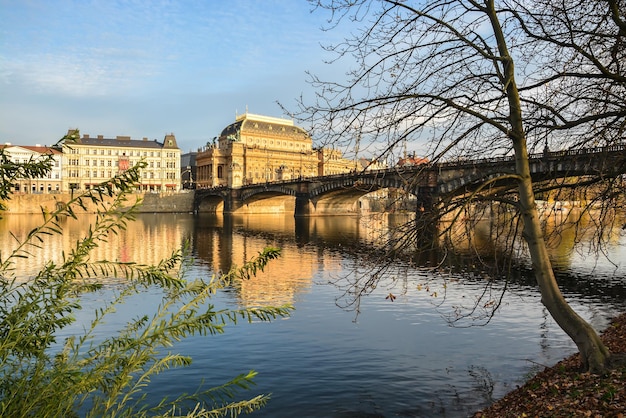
top-left (1, 212), bottom-right (625, 417)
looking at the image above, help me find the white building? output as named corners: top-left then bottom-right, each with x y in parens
top-left (0, 144), bottom-right (63, 193)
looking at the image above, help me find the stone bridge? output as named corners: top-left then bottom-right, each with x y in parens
top-left (193, 144), bottom-right (626, 217)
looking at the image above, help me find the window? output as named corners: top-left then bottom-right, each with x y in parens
top-left (217, 166), bottom-right (223, 178)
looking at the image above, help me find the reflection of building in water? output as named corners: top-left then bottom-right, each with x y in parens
top-left (231, 250), bottom-right (316, 308)
top-left (0, 214), bottom-right (193, 282)
top-left (193, 216), bottom-right (326, 307)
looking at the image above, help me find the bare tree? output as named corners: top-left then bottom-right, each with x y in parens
top-left (293, 0), bottom-right (626, 372)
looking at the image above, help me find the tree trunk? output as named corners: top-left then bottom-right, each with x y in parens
top-left (485, 0), bottom-right (610, 372)
top-left (517, 168), bottom-right (611, 373)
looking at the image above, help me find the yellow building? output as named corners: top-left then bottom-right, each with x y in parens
top-left (62, 130), bottom-right (181, 192)
top-left (196, 113), bottom-right (319, 188)
top-left (195, 113), bottom-right (367, 188)
top-left (317, 147), bottom-right (356, 175)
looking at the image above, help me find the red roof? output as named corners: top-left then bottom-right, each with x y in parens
top-left (397, 155), bottom-right (429, 166)
top-left (0, 144), bottom-right (62, 155)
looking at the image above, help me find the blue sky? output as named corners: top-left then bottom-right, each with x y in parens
top-left (0, 0), bottom-right (345, 152)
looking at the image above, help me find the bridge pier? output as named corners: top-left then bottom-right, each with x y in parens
top-left (415, 186), bottom-right (438, 246)
top-left (223, 189), bottom-right (244, 214)
top-left (294, 193), bottom-right (314, 217)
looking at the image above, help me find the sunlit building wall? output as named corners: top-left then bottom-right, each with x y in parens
top-left (317, 147), bottom-right (355, 176)
top-left (196, 113), bottom-right (359, 188)
top-left (61, 130), bottom-right (182, 192)
top-left (1, 144), bottom-right (63, 194)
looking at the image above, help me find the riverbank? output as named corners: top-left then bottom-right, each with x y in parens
top-left (473, 312), bottom-right (626, 417)
top-left (0, 191), bottom-right (195, 214)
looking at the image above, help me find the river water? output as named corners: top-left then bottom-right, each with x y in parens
top-left (1, 212), bottom-right (625, 417)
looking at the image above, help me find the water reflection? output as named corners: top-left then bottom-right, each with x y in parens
top-left (1, 212), bottom-right (625, 416)
top-left (192, 214), bottom-right (324, 307)
top-left (2, 212), bottom-right (624, 306)
top-left (0, 213), bottom-right (196, 281)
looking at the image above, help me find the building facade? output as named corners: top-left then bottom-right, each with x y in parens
top-left (1, 144), bottom-right (63, 193)
top-left (62, 130), bottom-right (182, 192)
top-left (317, 148), bottom-right (357, 175)
top-left (195, 113), bottom-right (319, 188)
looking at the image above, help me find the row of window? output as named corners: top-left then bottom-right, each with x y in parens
top-left (66, 159), bottom-right (176, 168)
top-left (66, 148), bottom-right (177, 158)
top-left (67, 170), bottom-right (179, 179)
top-left (12, 158), bottom-right (62, 167)
top-left (13, 183), bottom-right (60, 192)
top-left (244, 137), bottom-right (310, 150)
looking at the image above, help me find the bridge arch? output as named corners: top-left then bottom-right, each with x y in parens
top-left (241, 185), bottom-right (297, 201)
top-left (194, 189), bottom-right (228, 213)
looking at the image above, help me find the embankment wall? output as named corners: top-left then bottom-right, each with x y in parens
top-left (1, 192), bottom-right (195, 214)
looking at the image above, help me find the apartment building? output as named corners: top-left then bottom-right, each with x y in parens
top-left (62, 130), bottom-right (182, 192)
top-left (1, 144), bottom-right (63, 193)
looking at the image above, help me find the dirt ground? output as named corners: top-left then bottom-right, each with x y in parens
top-left (473, 313), bottom-right (626, 417)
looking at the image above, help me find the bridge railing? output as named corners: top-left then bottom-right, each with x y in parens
top-left (433, 143), bottom-right (626, 170)
top-left (197, 143), bottom-right (625, 191)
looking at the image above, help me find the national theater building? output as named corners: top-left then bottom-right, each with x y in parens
top-left (195, 113), bottom-right (356, 188)
top-left (62, 130), bottom-right (182, 192)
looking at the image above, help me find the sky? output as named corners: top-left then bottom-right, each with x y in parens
top-left (0, 0), bottom-right (347, 153)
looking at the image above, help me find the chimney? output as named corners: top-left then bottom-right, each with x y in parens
top-left (83, 134), bottom-right (90, 139)
top-left (97, 135), bottom-right (104, 140)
